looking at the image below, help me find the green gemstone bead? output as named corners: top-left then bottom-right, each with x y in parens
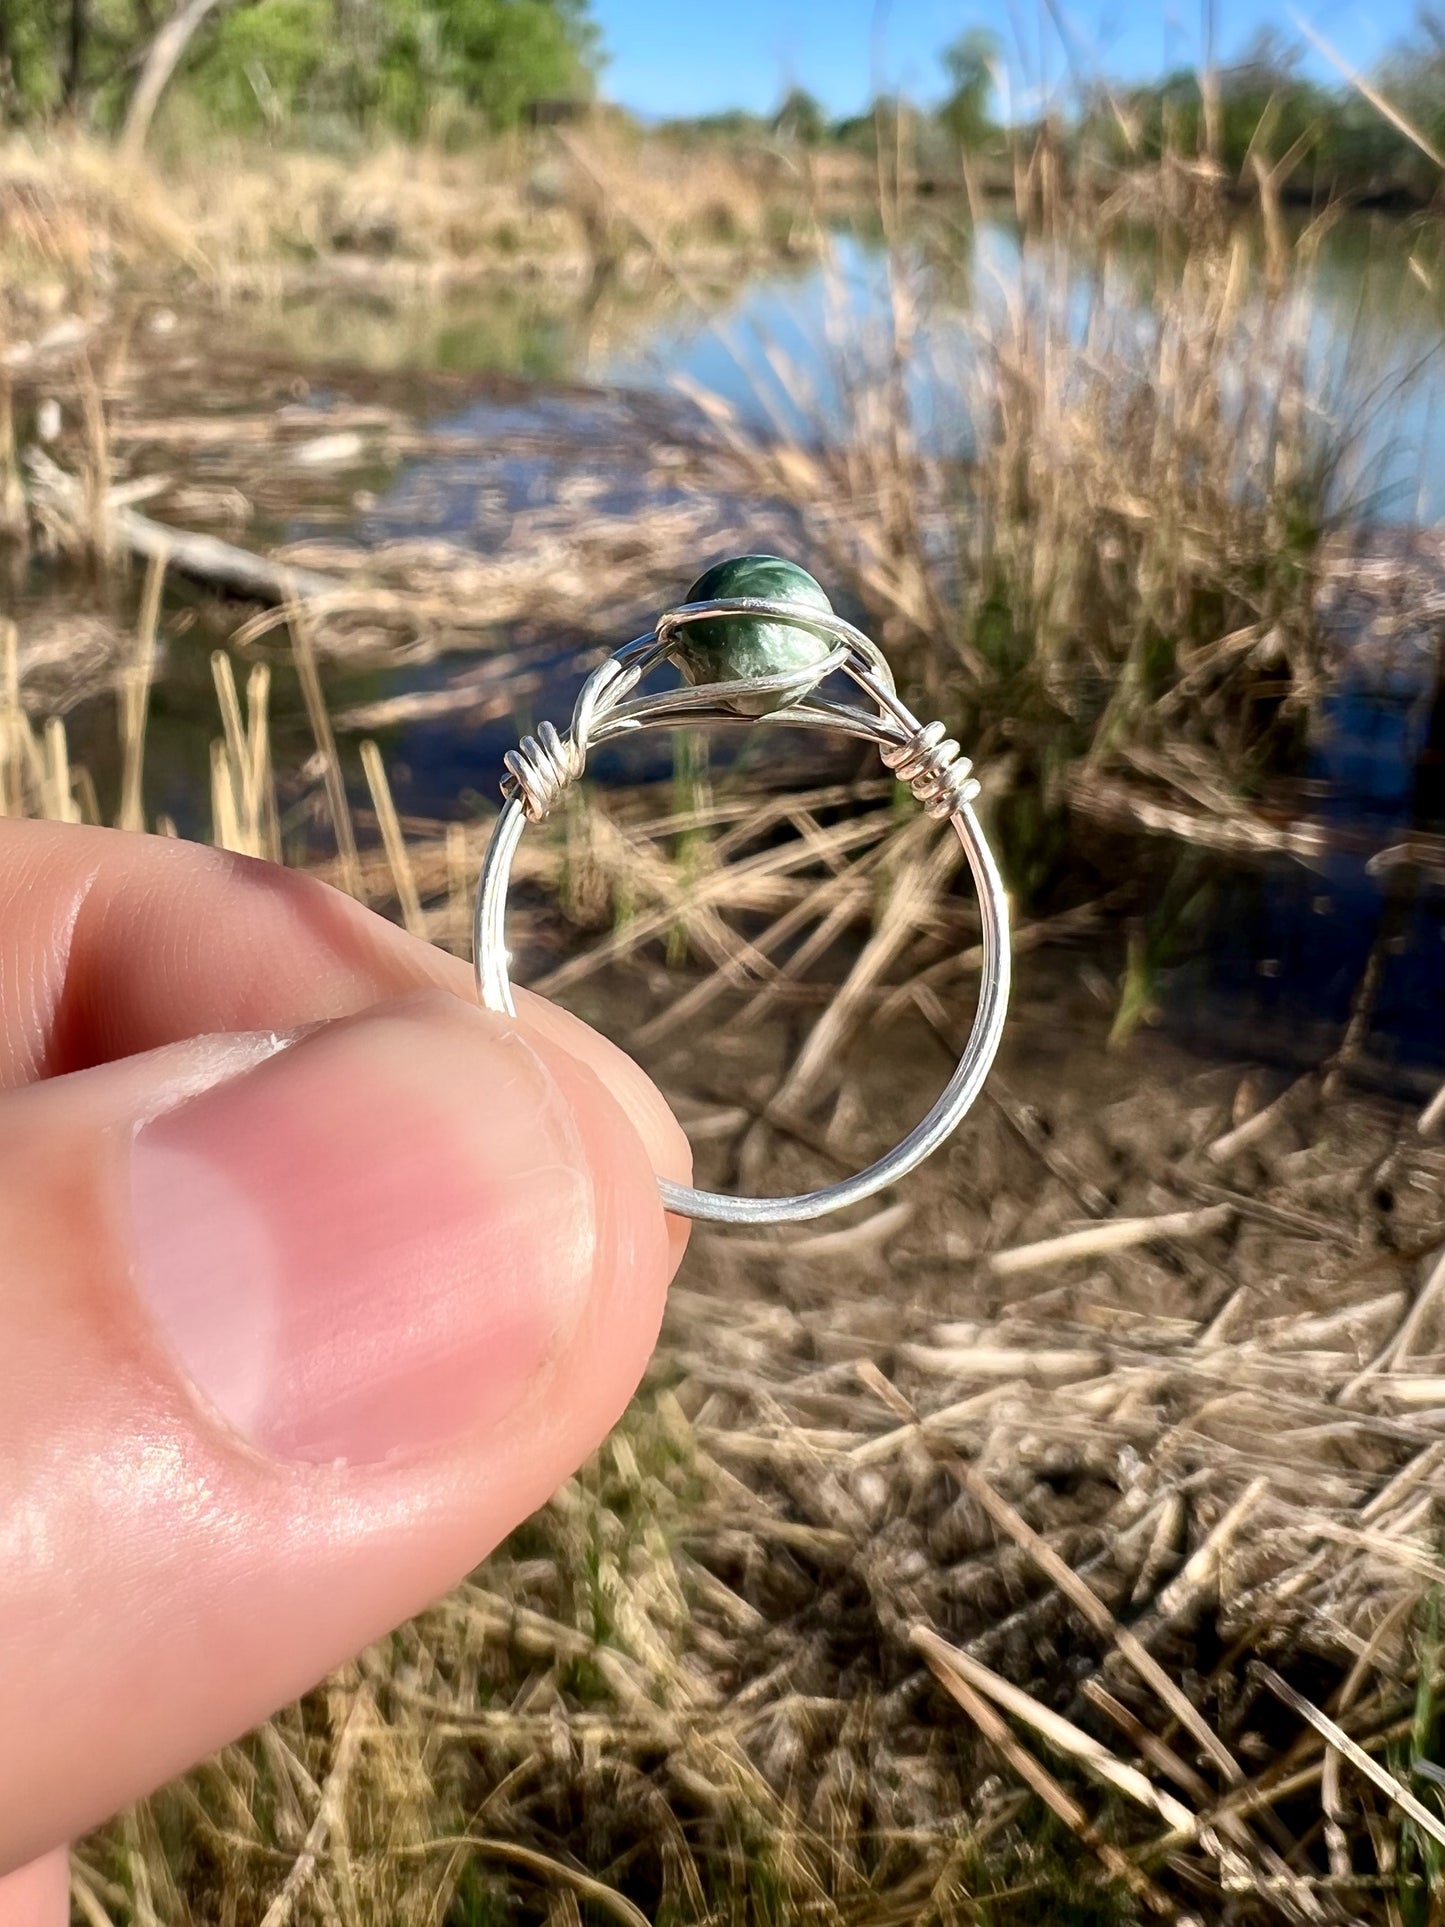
top-left (671, 555), bottom-right (835, 716)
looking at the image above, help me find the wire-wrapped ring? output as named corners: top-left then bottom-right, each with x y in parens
top-left (475, 595), bottom-right (1011, 1225)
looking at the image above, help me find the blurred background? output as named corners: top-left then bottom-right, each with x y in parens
top-left (6, 1), bottom-right (1445, 1920)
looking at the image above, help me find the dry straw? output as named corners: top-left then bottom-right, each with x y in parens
top-left (6, 87), bottom-right (1445, 1923)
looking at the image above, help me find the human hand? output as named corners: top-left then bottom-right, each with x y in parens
top-left (0, 820), bottom-right (690, 1923)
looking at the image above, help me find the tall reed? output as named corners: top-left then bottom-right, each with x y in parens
top-left (698, 148), bottom-right (1382, 881)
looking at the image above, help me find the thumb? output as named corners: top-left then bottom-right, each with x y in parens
top-left (0, 990), bottom-right (687, 1872)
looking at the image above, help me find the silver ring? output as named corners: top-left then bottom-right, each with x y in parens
top-left (474, 591), bottom-right (1011, 1225)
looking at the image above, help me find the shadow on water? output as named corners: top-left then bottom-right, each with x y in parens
top-left (1170, 622), bottom-right (1445, 1084)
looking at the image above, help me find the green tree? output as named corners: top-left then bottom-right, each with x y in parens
top-left (937, 26), bottom-right (996, 153)
top-left (830, 93), bottom-right (913, 154)
top-left (186, 0), bottom-right (326, 131)
top-left (0, 0), bottom-right (228, 125)
top-left (771, 83), bottom-right (824, 145)
top-left (205, 0), bottom-right (598, 135)
top-left (658, 106), bottom-right (767, 145)
top-left (1378, 9), bottom-right (1445, 186)
top-left (0, 0), bottom-right (598, 135)
top-left (1098, 32), bottom-right (1332, 176)
top-left (0, 0), bottom-right (85, 119)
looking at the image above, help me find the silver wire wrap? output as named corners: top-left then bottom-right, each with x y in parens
top-left (502, 720), bottom-right (582, 822)
top-left (476, 594), bottom-right (1011, 1225)
top-left (880, 720), bottom-right (980, 819)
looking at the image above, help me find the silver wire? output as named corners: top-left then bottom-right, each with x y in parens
top-left (475, 596), bottom-right (1011, 1225)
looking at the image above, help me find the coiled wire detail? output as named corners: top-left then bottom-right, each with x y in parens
top-left (502, 720), bottom-right (582, 822)
top-left (476, 592), bottom-right (1011, 1225)
top-left (880, 720), bottom-right (980, 818)
top-left (498, 599), bottom-right (980, 826)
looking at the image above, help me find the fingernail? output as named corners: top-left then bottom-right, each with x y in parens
top-left (127, 995), bottom-right (597, 1466)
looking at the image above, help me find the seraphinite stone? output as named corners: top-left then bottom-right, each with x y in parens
top-left (670, 554), bottom-right (835, 715)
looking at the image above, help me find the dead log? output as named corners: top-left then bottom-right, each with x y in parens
top-left (25, 449), bottom-right (337, 604)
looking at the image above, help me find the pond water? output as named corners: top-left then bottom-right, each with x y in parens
top-left (267, 213), bottom-right (1445, 517)
top-left (29, 209), bottom-right (1445, 1087)
top-left (308, 217), bottom-right (1445, 1082)
top-left (1172, 649), bottom-right (1445, 1082)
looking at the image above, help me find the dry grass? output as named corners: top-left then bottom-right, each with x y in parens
top-left (0, 133), bottom-right (204, 278)
top-left (0, 124), bottom-right (820, 323)
top-left (4, 569), bottom-right (1444, 1920)
top-left (4, 111), bottom-right (1444, 1918)
top-left (658, 162), bottom-right (1410, 925)
top-left (70, 985), bottom-right (1445, 1924)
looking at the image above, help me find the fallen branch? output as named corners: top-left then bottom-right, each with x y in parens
top-left (911, 1626), bottom-right (1175, 1912)
top-left (1256, 1663), bottom-right (1445, 1853)
top-left (25, 449), bottom-right (337, 603)
top-left (1206, 1076), bottom-right (1315, 1166)
top-left (987, 1204), bottom-right (1234, 1277)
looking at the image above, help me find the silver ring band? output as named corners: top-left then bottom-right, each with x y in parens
top-left (474, 598), bottom-right (1011, 1225)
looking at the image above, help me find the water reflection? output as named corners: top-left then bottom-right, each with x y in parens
top-left (244, 212), bottom-right (1445, 517)
top-left (254, 214), bottom-right (1445, 1078)
top-left (599, 217), bottom-right (1445, 519)
top-left (1176, 625), bottom-right (1445, 1079)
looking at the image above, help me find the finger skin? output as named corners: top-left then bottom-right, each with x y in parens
top-left (0, 1010), bottom-right (681, 1870)
top-left (0, 825), bottom-right (692, 1871)
top-left (0, 1850), bottom-right (67, 1927)
top-left (0, 819), bottom-right (688, 1265)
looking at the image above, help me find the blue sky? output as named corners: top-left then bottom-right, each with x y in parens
top-left (597, 0), bottom-right (1423, 121)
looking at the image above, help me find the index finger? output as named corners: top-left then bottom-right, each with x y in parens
top-left (0, 819), bottom-right (688, 1195)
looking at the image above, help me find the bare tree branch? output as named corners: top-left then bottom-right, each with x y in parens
top-left (120, 0), bottom-right (238, 160)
